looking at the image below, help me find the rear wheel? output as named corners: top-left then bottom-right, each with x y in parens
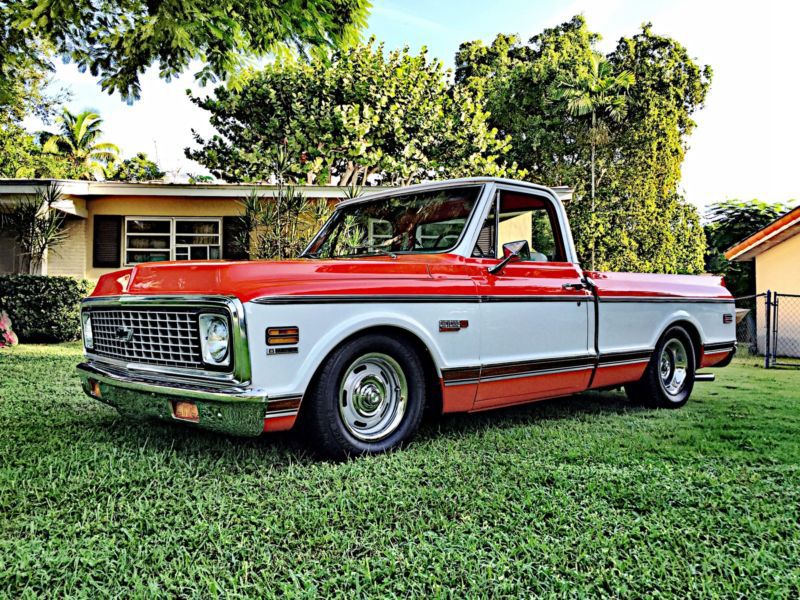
top-left (303, 333), bottom-right (426, 459)
top-left (625, 326), bottom-right (696, 408)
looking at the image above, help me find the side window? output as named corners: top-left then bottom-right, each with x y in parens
top-left (473, 191), bottom-right (565, 262)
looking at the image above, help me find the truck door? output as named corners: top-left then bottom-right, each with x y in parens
top-left (468, 188), bottom-right (594, 409)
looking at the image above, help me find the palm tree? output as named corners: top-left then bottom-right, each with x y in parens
top-left (42, 109), bottom-right (120, 180)
top-left (555, 53), bottom-right (634, 269)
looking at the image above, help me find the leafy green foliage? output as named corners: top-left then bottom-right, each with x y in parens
top-left (0, 20), bottom-right (78, 179)
top-left (0, 276), bottom-right (91, 342)
top-left (106, 152), bottom-right (165, 182)
top-left (553, 52), bottom-right (634, 268)
top-left (7, 0), bottom-right (370, 102)
top-left (455, 17), bottom-right (710, 274)
top-left (0, 120), bottom-right (82, 178)
top-left (704, 199), bottom-right (794, 296)
top-left (186, 40), bottom-right (520, 185)
top-left (236, 187), bottom-right (333, 260)
top-left (0, 7), bottom-right (64, 122)
top-left (40, 109), bottom-right (120, 180)
top-left (1, 345), bottom-right (799, 595)
top-left (0, 183), bottom-right (68, 274)
top-left (232, 150), bottom-right (334, 260)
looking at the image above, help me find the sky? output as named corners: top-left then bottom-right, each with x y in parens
top-left (27, 0), bottom-right (800, 209)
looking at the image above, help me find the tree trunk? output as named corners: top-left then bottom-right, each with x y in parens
top-left (339, 162), bottom-right (356, 187)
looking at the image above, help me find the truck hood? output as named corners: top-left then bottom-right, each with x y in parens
top-left (91, 256), bottom-right (452, 302)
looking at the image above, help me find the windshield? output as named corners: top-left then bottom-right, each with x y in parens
top-left (304, 186), bottom-right (482, 258)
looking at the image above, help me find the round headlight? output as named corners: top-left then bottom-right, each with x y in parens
top-left (200, 314), bottom-right (230, 365)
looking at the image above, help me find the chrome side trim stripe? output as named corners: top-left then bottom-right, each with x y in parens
top-left (442, 349), bottom-right (654, 386)
top-left (597, 349), bottom-right (653, 365)
top-left (264, 409), bottom-right (299, 419)
top-left (252, 294), bottom-right (589, 305)
top-left (597, 296), bottom-right (735, 304)
top-left (253, 294), bottom-right (733, 305)
top-left (266, 395), bottom-right (302, 414)
top-left (478, 365), bottom-right (594, 383)
top-left (254, 295), bottom-right (480, 305)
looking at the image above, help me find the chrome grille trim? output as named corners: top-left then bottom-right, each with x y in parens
top-left (90, 309), bottom-right (203, 369)
top-left (81, 295), bottom-right (251, 385)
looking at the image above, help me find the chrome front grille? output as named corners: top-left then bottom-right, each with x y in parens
top-left (90, 309), bottom-right (203, 369)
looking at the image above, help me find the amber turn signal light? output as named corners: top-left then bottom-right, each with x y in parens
top-left (172, 400), bottom-right (200, 422)
top-left (88, 378), bottom-right (102, 398)
top-left (267, 326), bottom-right (299, 346)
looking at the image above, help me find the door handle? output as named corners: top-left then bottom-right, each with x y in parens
top-left (562, 282), bottom-right (587, 291)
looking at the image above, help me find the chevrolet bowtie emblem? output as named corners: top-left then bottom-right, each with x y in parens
top-left (114, 325), bottom-right (135, 343)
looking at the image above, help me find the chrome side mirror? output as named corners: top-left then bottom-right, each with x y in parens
top-left (488, 240), bottom-right (530, 275)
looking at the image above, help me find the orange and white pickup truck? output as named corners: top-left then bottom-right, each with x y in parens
top-left (77, 178), bottom-right (736, 457)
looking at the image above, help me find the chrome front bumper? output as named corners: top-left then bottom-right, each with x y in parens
top-left (77, 360), bottom-right (269, 403)
top-left (76, 361), bottom-right (274, 436)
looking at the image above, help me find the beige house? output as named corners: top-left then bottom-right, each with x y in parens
top-left (0, 180), bottom-right (371, 280)
top-left (0, 179), bottom-right (574, 281)
top-left (726, 206), bottom-right (800, 357)
top-left (726, 206), bottom-right (800, 295)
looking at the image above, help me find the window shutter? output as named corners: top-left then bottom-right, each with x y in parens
top-left (222, 216), bottom-right (249, 260)
top-left (93, 215), bottom-right (122, 268)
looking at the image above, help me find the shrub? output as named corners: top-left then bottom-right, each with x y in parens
top-left (0, 275), bottom-right (92, 343)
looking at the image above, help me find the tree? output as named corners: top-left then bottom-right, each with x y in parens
top-left (454, 17), bottom-right (710, 274)
top-left (41, 109), bottom-right (120, 180)
top-left (0, 15), bottom-right (78, 179)
top-left (0, 121), bottom-right (81, 178)
top-left (7, 0), bottom-right (370, 102)
top-left (704, 200), bottom-right (793, 297)
top-left (187, 40), bottom-right (519, 185)
top-left (554, 52), bottom-right (634, 268)
top-left (0, 183), bottom-right (67, 274)
top-left (455, 18), bottom-right (599, 187)
top-left (106, 152), bottom-right (165, 181)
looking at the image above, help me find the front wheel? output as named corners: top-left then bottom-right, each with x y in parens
top-left (625, 326), bottom-right (696, 408)
top-left (302, 333), bottom-right (426, 459)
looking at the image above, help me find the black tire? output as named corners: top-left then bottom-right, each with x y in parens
top-left (302, 333), bottom-right (427, 459)
top-left (625, 326), bottom-right (696, 409)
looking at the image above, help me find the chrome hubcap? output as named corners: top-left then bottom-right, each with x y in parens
top-left (339, 353), bottom-right (408, 441)
top-left (660, 338), bottom-right (689, 397)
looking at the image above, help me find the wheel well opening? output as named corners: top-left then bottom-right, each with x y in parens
top-left (301, 325), bottom-right (442, 417)
top-left (667, 320), bottom-right (702, 368)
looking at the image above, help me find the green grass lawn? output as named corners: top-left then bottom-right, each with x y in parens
top-left (1, 343), bottom-right (799, 598)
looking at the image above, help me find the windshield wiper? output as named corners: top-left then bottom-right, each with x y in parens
top-left (298, 249), bottom-right (319, 259)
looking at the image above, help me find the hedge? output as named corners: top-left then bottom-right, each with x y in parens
top-left (0, 275), bottom-right (93, 343)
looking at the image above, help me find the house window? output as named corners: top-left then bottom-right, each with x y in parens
top-left (368, 218), bottom-right (393, 245)
top-left (124, 218), bottom-right (222, 265)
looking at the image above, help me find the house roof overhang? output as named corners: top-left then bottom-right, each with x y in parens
top-left (725, 206), bottom-right (800, 262)
top-left (0, 178), bottom-right (575, 207)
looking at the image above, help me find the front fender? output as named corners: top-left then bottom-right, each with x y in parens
top-left (243, 301), bottom-right (481, 398)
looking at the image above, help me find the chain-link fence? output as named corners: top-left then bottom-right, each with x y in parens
top-left (734, 291), bottom-right (800, 368)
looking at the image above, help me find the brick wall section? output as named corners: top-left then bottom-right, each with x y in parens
top-left (48, 218), bottom-right (87, 277)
